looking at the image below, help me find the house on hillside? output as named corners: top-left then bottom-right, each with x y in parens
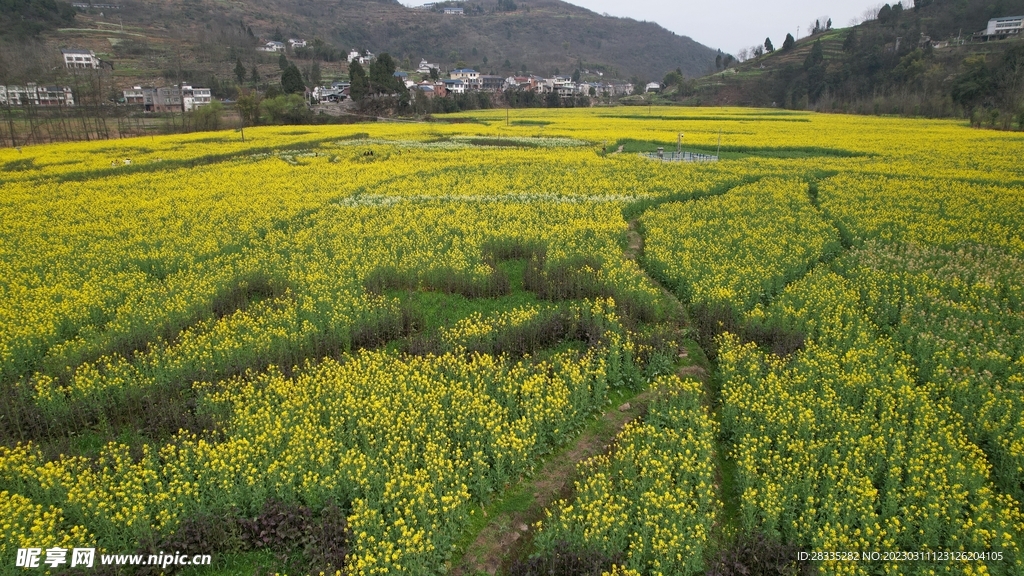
top-left (443, 7), bottom-right (464, 15)
top-left (348, 49), bottom-right (374, 64)
top-left (645, 81), bottom-right (662, 93)
top-left (417, 59), bottom-right (439, 74)
top-left (259, 41), bottom-right (286, 53)
top-left (61, 49), bottom-right (100, 69)
top-left (394, 71), bottom-right (416, 89)
top-left (288, 38), bottom-right (307, 48)
top-left (976, 15), bottom-right (1024, 40)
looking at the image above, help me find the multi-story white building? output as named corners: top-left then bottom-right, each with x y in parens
top-left (0, 84), bottom-right (75, 106)
top-left (123, 86), bottom-right (145, 105)
top-left (450, 68), bottom-right (479, 89)
top-left (258, 41), bottom-right (286, 53)
top-left (986, 15), bottom-right (1024, 36)
top-left (122, 85), bottom-right (211, 112)
top-left (61, 49), bottom-right (100, 69)
top-left (288, 38), bottom-right (307, 48)
top-left (443, 7), bottom-right (464, 15)
top-left (417, 59), bottom-right (439, 74)
top-left (442, 79), bottom-right (466, 94)
top-left (181, 85), bottom-right (212, 111)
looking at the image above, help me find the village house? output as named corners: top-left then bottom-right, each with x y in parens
top-left (479, 75), bottom-right (505, 92)
top-left (556, 83), bottom-right (577, 98)
top-left (181, 85), bottom-right (212, 111)
top-left (61, 49), bottom-right (100, 69)
top-left (259, 41), bottom-right (286, 53)
top-left (312, 86), bottom-right (345, 103)
top-left (153, 86), bottom-right (182, 112)
top-left (976, 15), bottom-right (1024, 40)
top-left (417, 59), bottom-right (439, 74)
top-left (443, 7), bottom-right (464, 15)
top-left (537, 76), bottom-right (571, 94)
top-left (122, 86), bottom-right (145, 105)
top-left (416, 82), bottom-right (437, 97)
top-left (645, 81), bottom-right (662, 93)
top-left (123, 85), bottom-right (212, 112)
top-left (288, 38), bottom-right (307, 48)
top-left (348, 49), bottom-right (374, 65)
top-left (442, 79), bottom-right (466, 94)
top-left (450, 68), bottom-right (480, 90)
top-left (393, 71), bottom-right (416, 89)
top-left (0, 84), bottom-right (75, 106)
top-left (503, 76), bottom-right (537, 91)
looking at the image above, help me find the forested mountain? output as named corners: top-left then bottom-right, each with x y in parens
top-left (0, 0), bottom-right (717, 90)
top-left (682, 0), bottom-right (1024, 122)
top-left (0, 0), bottom-right (76, 39)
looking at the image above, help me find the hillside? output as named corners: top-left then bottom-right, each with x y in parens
top-left (673, 0), bottom-right (1024, 121)
top-left (1, 0), bottom-right (717, 92)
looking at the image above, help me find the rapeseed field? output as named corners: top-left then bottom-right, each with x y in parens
top-left (1, 107), bottom-right (1022, 575)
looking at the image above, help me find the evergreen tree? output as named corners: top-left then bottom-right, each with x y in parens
top-left (804, 39), bottom-right (824, 70)
top-left (877, 4), bottom-right (892, 24)
top-left (349, 60), bottom-right (369, 101)
top-left (310, 61), bottom-right (322, 87)
top-left (234, 59), bottom-right (247, 84)
top-left (281, 64), bottom-right (305, 94)
top-left (250, 65), bottom-right (261, 87)
top-left (842, 29), bottom-right (858, 53)
top-left (783, 33), bottom-right (796, 50)
top-left (369, 53), bottom-right (398, 93)
top-left (765, 37), bottom-right (774, 53)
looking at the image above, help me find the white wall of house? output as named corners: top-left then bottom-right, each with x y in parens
top-left (986, 16), bottom-right (1024, 35)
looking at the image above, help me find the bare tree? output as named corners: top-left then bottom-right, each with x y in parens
top-left (860, 4), bottom-right (883, 23)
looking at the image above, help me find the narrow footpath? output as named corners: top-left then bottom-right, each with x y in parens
top-left (452, 216), bottom-right (709, 575)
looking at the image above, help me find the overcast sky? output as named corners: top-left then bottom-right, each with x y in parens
top-left (400, 0), bottom-right (882, 56)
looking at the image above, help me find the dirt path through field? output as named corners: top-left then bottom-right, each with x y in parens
top-left (453, 389), bottom-right (655, 575)
top-left (452, 216), bottom-right (706, 574)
